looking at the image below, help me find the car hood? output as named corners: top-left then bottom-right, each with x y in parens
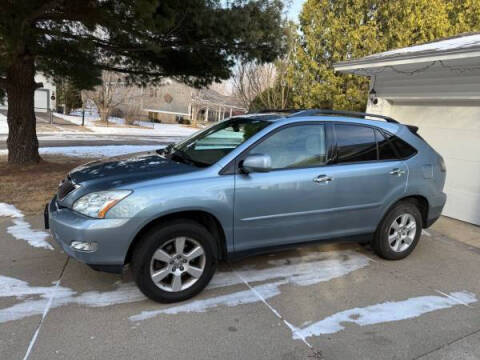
top-left (68, 150), bottom-right (197, 186)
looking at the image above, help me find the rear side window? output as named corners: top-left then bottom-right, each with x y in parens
top-left (383, 132), bottom-right (417, 159)
top-left (335, 124), bottom-right (377, 163)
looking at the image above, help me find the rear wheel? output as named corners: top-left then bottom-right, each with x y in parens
top-left (131, 220), bottom-right (217, 303)
top-left (372, 201), bottom-right (422, 260)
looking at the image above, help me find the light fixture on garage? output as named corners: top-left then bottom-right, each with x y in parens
top-left (369, 88), bottom-right (378, 105)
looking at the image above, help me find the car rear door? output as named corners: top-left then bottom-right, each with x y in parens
top-left (233, 122), bottom-right (337, 252)
top-left (320, 124), bottom-right (408, 238)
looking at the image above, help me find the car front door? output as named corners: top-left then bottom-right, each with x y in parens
top-left (233, 123), bottom-right (337, 252)
top-left (319, 124), bottom-right (408, 238)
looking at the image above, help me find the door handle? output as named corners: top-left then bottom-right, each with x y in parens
top-left (313, 175), bottom-right (333, 184)
top-left (389, 168), bottom-right (406, 176)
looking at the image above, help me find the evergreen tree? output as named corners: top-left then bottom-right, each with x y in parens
top-left (0, 0), bottom-right (284, 164)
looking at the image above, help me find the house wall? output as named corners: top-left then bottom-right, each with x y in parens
top-left (367, 66), bottom-right (480, 225)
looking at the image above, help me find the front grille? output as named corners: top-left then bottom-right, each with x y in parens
top-left (57, 176), bottom-right (77, 200)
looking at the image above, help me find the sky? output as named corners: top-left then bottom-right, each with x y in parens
top-left (286, 0), bottom-right (305, 21)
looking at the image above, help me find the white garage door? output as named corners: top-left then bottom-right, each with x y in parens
top-left (388, 102), bottom-right (480, 225)
top-left (34, 89), bottom-right (49, 112)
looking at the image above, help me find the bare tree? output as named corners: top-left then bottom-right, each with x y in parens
top-left (81, 71), bottom-right (132, 126)
top-left (124, 102), bottom-right (143, 125)
top-left (232, 61), bottom-right (275, 109)
top-left (232, 20), bottom-right (295, 111)
top-left (232, 58), bottom-right (292, 111)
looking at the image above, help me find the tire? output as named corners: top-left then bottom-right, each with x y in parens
top-left (131, 220), bottom-right (217, 303)
top-left (372, 201), bottom-right (422, 260)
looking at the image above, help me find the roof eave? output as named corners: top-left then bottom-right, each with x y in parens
top-left (334, 47), bottom-right (480, 74)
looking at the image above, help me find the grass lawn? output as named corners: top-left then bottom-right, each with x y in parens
top-left (0, 155), bottom-right (90, 215)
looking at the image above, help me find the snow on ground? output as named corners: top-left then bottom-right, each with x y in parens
top-left (0, 145), bottom-right (165, 158)
top-left (53, 113), bottom-right (199, 137)
top-left (0, 203), bottom-right (52, 250)
top-left (0, 203), bottom-right (24, 218)
top-left (0, 113), bottom-right (7, 133)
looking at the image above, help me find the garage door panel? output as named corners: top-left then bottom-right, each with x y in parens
top-left (34, 89), bottom-right (48, 112)
top-left (415, 129), bottom-right (480, 162)
top-left (391, 104), bottom-right (480, 130)
top-left (443, 159), bottom-right (480, 194)
top-left (387, 103), bottom-right (480, 225)
top-left (443, 188), bottom-right (480, 225)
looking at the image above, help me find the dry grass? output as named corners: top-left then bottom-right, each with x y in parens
top-left (0, 155), bottom-right (90, 215)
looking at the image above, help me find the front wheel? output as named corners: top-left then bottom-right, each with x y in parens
top-left (131, 220), bottom-right (217, 303)
top-left (372, 201), bottom-right (422, 260)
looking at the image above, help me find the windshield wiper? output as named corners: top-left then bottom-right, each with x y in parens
top-left (157, 143), bottom-right (175, 156)
top-left (170, 149), bottom-right (208, 167)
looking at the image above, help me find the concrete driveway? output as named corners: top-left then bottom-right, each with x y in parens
top-left (1, 214), bottom-right (479, 360)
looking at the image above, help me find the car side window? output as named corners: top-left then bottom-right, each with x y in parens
top-left (386, 133), bottom-right (418, 159)
top-left (335, 124), bottom-right (377, 163)
top-left (248, 124), bottom-right (327, 170)
top-left (376, 129), bottom-right (397, 160)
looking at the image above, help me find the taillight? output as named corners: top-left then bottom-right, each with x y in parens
top-left (439, 157), bottom-right (446, 172)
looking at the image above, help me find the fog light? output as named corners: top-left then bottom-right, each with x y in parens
top-left (70, 241), bottom-right (98, 252)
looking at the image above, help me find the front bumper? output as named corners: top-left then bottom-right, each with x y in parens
top-left (46, 197), bottom-right (140, 272)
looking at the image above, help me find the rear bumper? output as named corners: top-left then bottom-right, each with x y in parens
top-left (425, 191), bottom-right (447, 228)
top-left (47, 197), bottom-right (140, 272)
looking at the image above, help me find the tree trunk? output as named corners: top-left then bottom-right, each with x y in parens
top-left (6, 55), bottom-right (41, 164)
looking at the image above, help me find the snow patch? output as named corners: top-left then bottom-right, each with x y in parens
top-left (7, 219), bottom-right (53, 250)
top-left (0, 276), bottom-right (143, 323)
top-left (130, 251), bottom-right (371, 321)
top-left (0, 250), bottom-right (370, 324)
top-left (0, 145), bottom-right (164, 158)
top-left (0, 202), bottom-right (24, 218)
top-left (289, 291), bottom-right (477, 339)
top-left (130, 282), bottom-right (282, 321)
top-left (0, 113), bottom-right (7, 134)
top-left (209, 250), bottom-right (370, 289)
top-left (52, 112), bottom-right (198, 137)
top-left (0, 203), bottom-right (52, 250)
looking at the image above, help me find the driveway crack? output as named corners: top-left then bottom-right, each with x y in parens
top-left (413, 326), bottom-right (480, 359)
top-left (22, 257), bottom-right (69, 360)
top-left (231, 268), bottom-right (325, 359)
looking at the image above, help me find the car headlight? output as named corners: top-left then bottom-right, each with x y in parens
top-left (72, 190), bottom-right (132, 218)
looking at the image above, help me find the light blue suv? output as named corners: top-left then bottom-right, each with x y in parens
top-left (46, 110), bottom-right (447, 302)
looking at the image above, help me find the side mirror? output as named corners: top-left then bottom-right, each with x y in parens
top-left (241, 154), bottom-right (272, 173)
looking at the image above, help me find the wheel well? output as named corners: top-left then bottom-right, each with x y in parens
top-left (124, 211), bottom-right (227, 265)
top-left (396, 195), bottom-right (429, 227)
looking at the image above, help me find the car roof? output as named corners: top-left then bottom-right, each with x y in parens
top-left (240, 111), bottom-right (402, 133)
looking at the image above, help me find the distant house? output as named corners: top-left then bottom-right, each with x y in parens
top-left (0, 73), bottom-right (56, 113)
top-left (119, 79), bottom-right (246, 124)
top-left (334, 33), bottom-right (480, 225)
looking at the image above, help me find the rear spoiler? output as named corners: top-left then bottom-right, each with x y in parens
top-left (406, 125), bottom-right (424, 140)
top-left (407, 125), bottom-right (418, 134)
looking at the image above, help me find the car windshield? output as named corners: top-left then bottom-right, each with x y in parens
top-left (163, 118), bottom-right (271, 167)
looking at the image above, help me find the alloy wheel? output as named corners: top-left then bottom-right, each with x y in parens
top-left (149, 236), bottom-right (206, 292)
top-left (388, 213), bottom-right (417, 253)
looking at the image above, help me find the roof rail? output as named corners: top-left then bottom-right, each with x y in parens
top-left (254, 109), bottom-right (305, 114)
top-left (290, 109), bottom-right (399, 124)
